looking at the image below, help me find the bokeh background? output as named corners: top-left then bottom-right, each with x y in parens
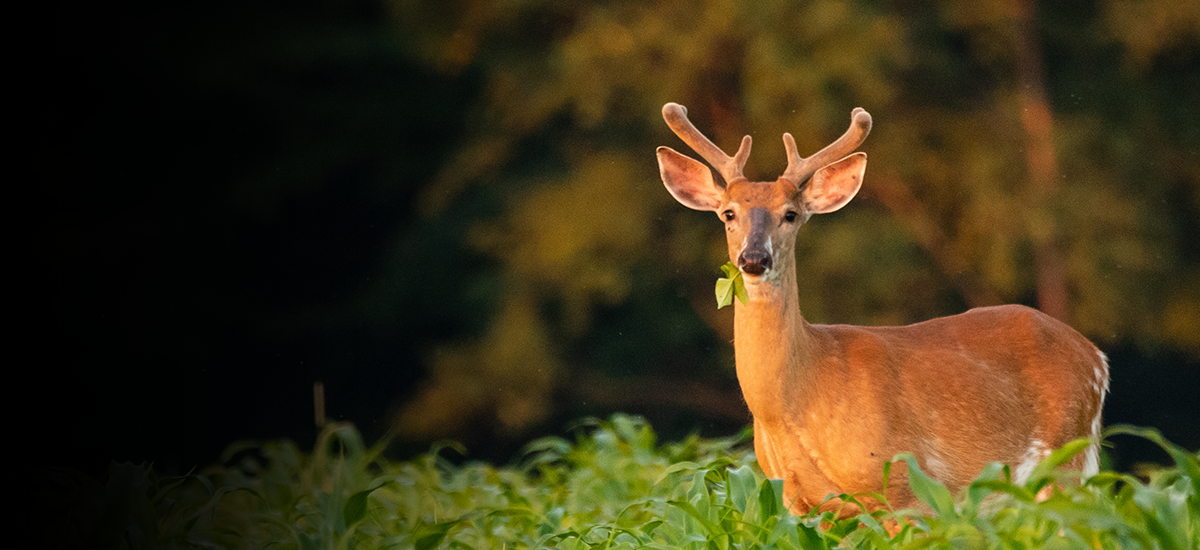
top-left (31, 0), bottom-right (1198, 479)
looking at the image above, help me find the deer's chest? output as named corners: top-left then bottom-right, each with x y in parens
top-left (771, 394), bottom-right (893, 494)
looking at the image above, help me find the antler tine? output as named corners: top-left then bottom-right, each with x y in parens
top-left (662, 103), bottom-right (751, 185)
top-left (781, 108), bottom-right (872, 185)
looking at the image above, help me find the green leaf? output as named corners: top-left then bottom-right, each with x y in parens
top-left (735, 280), bottom-right (749, 305)
top-left (967, 479), bottom-right (1036, 503)
top-left (719, 262), bottom-right (737, 278)
top-left (727, 465), bottom-right (756, 514)
top-left (1105, 424), bottom-right (1200, 500)
top-left (852, 513), bottom-right (896, 547)
top-left (892, 453), bottom-right (956, 518)
top-left (966, 462), bottom-right (1008, 507)
top-left (343, 489), bottom-right (373, 528)
top-left (667, 499), bottom-right (723, 537)
top-left (794, 519), bottom-right (829, 549)
top-left (656, 461), bottom-right (700, 484)
top-left (343, 479), bottom-right (393, 528)
top-left (758, 478), bottom-right (780, 521)
top-left (715, 262), bottom-right (748, 309)
top-left (413, 519), bottom-right (460, 550)
top-left (716, 278), bottom-right (735, 309)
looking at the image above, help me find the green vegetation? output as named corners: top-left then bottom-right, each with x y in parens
top-left (76, 416), bottom-right (1197, 549)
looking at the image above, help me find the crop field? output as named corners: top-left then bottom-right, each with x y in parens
top-left (64, 415), bottom-right (1196, 550)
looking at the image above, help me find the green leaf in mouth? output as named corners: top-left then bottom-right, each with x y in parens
top-left (715, 261), bottom-right (748, 309)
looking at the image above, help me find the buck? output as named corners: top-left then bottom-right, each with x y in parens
top-left (655, 102), bottom-right (1109, 517)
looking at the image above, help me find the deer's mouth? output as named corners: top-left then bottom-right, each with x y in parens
top-left (738, 269), bottom-right (768, 284)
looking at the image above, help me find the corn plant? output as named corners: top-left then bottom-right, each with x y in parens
top-left (72, 416), bottom-right (1197, 549)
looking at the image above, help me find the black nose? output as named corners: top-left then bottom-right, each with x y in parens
top-left (739, 250), bottom-right (772, 276)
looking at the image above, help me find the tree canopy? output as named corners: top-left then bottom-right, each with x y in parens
top-left (371, 0), bottom-right (1200, 446)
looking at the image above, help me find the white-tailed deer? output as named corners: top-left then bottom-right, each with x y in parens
top-left (656, 102), bottom-right (1109, 517)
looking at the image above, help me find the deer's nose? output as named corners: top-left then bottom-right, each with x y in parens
top-left (739, 249), bottom-right (772, 276)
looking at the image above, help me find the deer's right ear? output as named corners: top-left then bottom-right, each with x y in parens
top-left (657, 146), bottom-right (723, 212)
top-left (802, 152), bottom-right (866, 214)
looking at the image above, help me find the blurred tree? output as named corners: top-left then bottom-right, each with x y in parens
top-left (380, 0), bottom-right (1199, 445)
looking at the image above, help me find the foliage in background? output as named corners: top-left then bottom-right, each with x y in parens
top-left (55, 416), bottom-right (1198, 549)
top-left (379, 0), bottom-right (1200, 442)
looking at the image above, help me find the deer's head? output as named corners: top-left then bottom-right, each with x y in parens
top-left (656, 103), bottom-right (871, 284)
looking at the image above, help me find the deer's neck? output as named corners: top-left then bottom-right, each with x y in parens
top-left (733, 268), bottom-right (815, 421)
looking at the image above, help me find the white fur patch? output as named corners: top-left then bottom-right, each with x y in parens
top-left (924, 450), bottom-right (950, 481)
top-left (1082, 351), bottom-right (1111, 478)
top-left (1082, 408), bottom-right (1103, 478)
top-left (1015, 439), bottom-right (1050, 485)
top-left (1096, 351), bottom-right (1111, 394)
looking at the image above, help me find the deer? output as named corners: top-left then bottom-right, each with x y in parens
top-left (655, 102), bottom-right (1109, 520)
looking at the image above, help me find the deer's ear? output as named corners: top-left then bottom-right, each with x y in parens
top-left (657, 146), bottom-right (723, 212)
top-left (803, 152), bottom-right (866, 214)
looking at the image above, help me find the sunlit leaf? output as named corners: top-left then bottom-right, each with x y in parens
top-left (666, 499), bottom-right (723, 538)
top-left (413, 519), bottom-right (459, 550)
top-left (892, 453), bottom-right (956, 518)
top-left (758, 478), bottom-right (780, 522)
top-left (716, 262), bottom-right (748, 309)
top-left (727, 464), bottom-right (756, 514)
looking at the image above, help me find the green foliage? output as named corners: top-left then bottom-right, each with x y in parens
top-left (88, 417), bottom-right (1198, 549)
top-left (716, 261), bottom-right (750, 309)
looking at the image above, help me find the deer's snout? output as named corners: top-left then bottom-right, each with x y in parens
top-left (738, 207), bottom-right (774, 276)
top-left (739, 249), bottom-right (772, 276)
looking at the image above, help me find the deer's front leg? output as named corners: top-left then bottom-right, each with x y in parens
top-left (757, 424), bottom-right (848, 515)
top-left (782, 456), bottom-right (856, 516)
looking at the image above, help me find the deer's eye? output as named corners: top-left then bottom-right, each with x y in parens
top-left (723, 210), bottom-right (735, 221)
top-left (784, 211), bottom-right (798, 223)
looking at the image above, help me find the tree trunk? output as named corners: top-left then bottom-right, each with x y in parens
top-left (1011, 0), bottom-right (1070, 322)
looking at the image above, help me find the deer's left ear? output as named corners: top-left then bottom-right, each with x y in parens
top-left (802, 152), bottom-right (866, 214)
